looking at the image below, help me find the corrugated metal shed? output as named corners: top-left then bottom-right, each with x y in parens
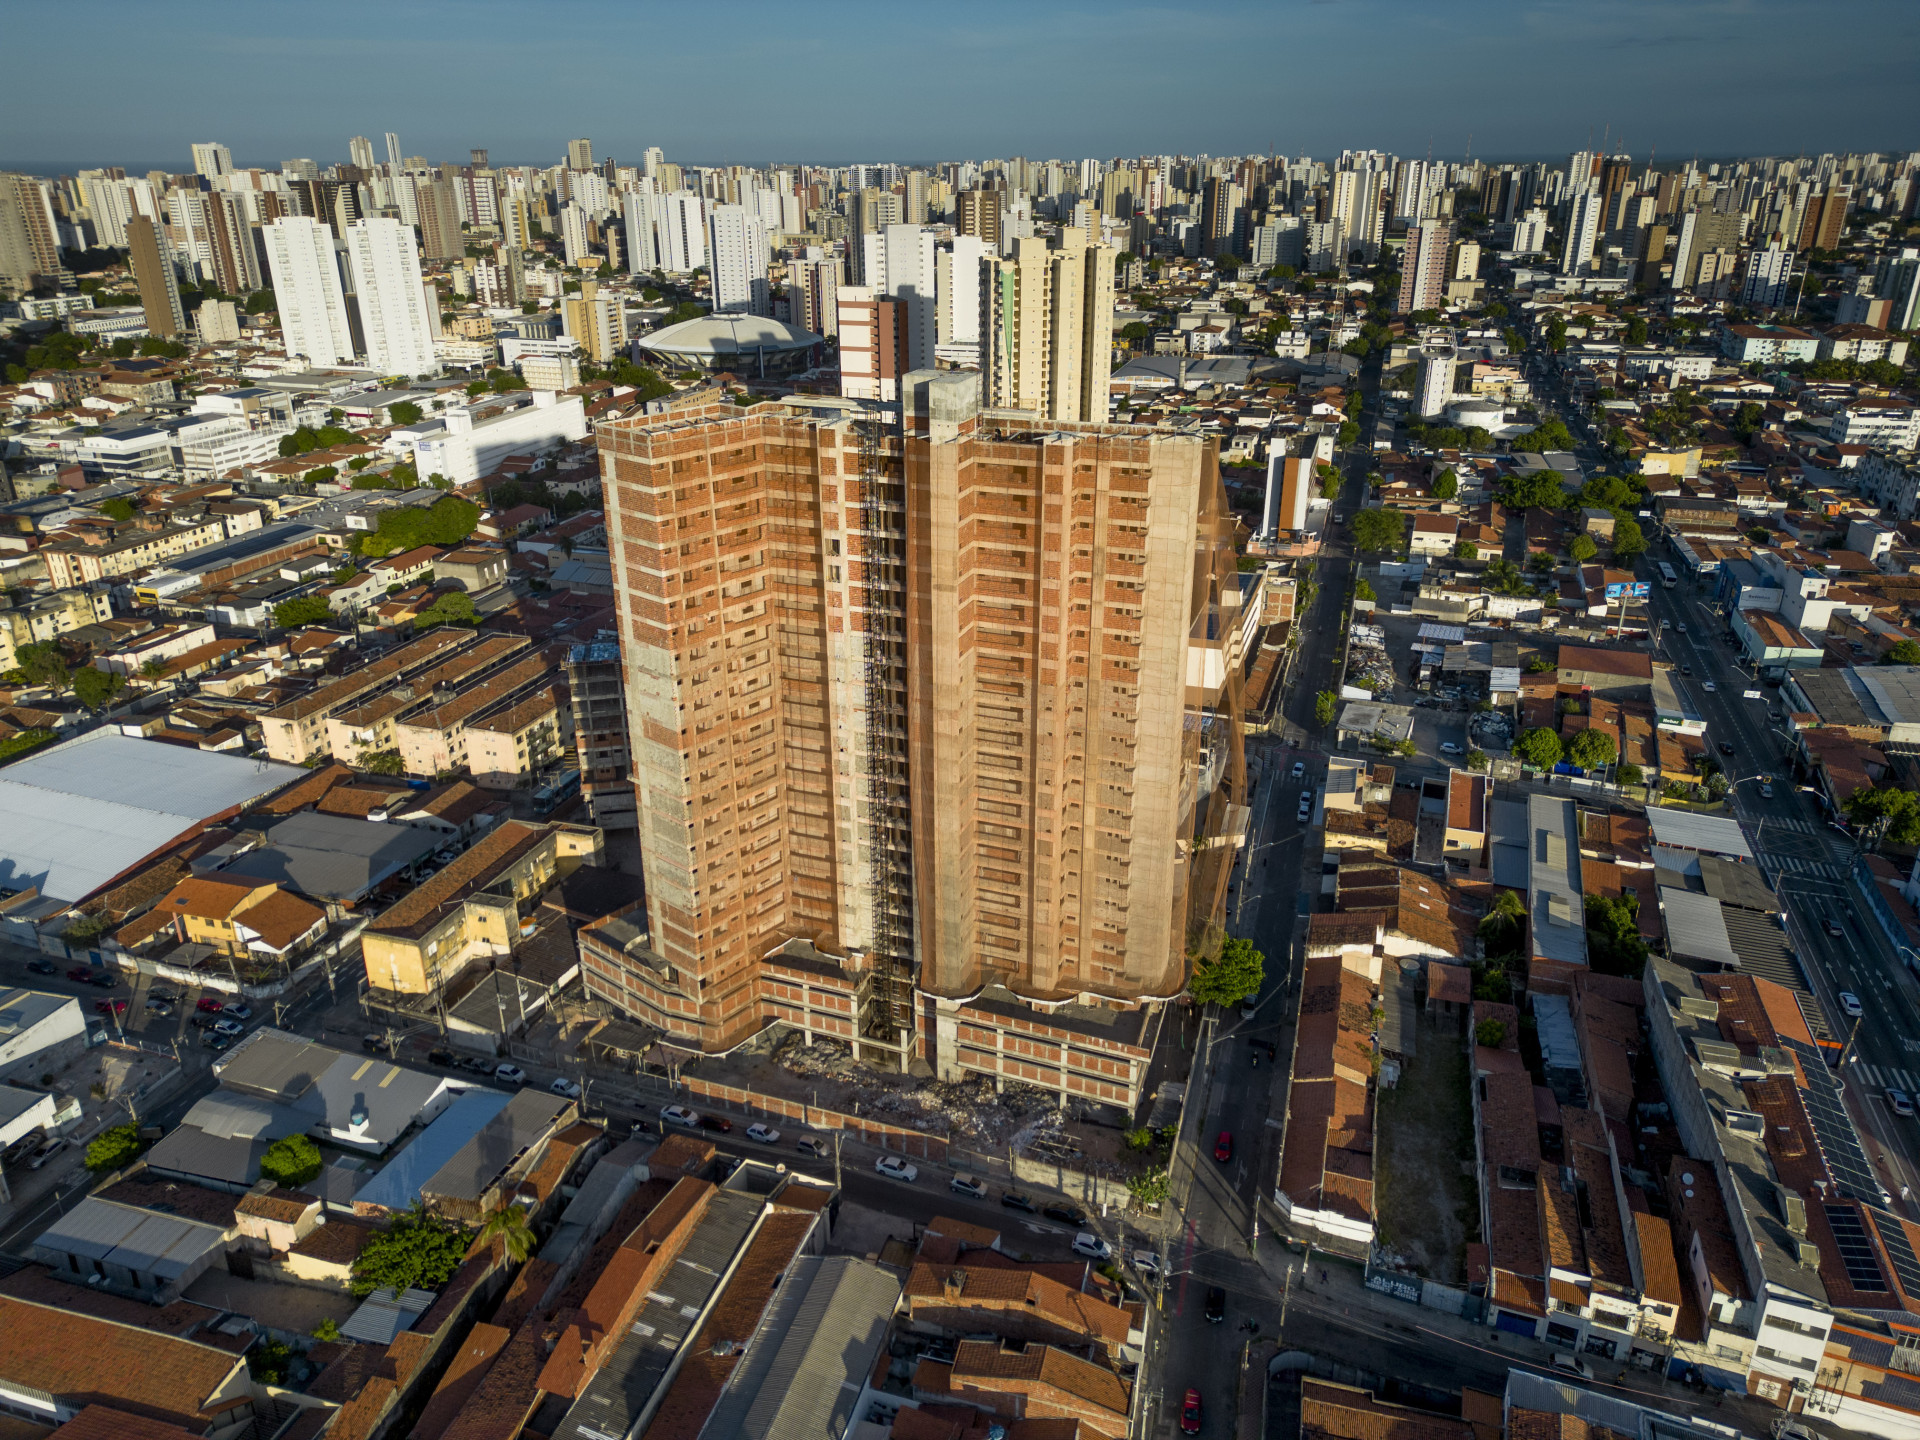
top-left (1646, 808), bottom-right (1753, 860)
top-left (33, 1196), bottom-right (227, 1282)
top-left (339, 1286), bottom-right (435, 1344)
top-left (1659, 887), bottom-right (1740, 969)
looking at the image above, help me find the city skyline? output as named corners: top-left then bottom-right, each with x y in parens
top-left (4, 0), bottom-right (1916, 171)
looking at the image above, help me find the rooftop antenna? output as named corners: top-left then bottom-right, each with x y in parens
top-left (1602, 122), bottom-right (1611, 155)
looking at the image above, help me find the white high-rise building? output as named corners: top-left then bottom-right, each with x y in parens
top-left (935, 235), bottom-right (987, 367)
top-left (348, 136), bottom-right (375, 171)
top-left (707, 205), bottom-right (770, 315)
top-left (384, 133), bottom-right (402, 168)
top-left (658, 192), bottom-right (706, 272)
top-left (1513, 208), bottom-right (1550, 256)
top-left (560, 203), bottom-right (591, 266)
top-left (191, 143), bottom-right (233, 180)
top-left (345, 218), bottom-right (439, 377)
top-left (862, 224), bottom-right (937, 371)
top-left (1740, 241), bottom-right (1792, 310)
top-left (263, 217), bottom-right (356, 367)
top-left (622, 180), bottom-right (660, 273)
top-left (1415, 340), bottom-right (1456, 419)
top-left (642, 146), bottom-right (664, 179)
top-left (1560, 183), bottom-right (1603, 276)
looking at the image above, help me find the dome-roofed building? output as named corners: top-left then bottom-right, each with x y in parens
top-left (636, 313), bottom-right (824, 380)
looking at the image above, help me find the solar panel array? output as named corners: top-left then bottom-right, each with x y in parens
top-left (1783, 1037), bottom-right (1885, 1204)
top-left (1824, 1203), bottom-right (1889, 1292)
top-left (1873, 1208), bottom-right (1920, 1299)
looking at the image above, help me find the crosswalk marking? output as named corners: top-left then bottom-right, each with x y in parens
top-left (1856, 1064), bottom-right (1919, 1091)
top-left (1759, 853), bottom-right (1843, 880)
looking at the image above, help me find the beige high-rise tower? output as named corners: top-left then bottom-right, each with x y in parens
top-left (584, 374), bottom-right (1243, 1109)
top-left (983, 230), bottom-right (1114, 424)
top-left (127, 214), bottom-right (185, 338)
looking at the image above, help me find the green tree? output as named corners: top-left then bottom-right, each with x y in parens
top-left (71, 667), bottom-right (124, 712)
top-left (1616, 763), bottom-right (1644, 786)
top-left (1119, 320), bottom-right (1151, 343)
top-left (85, 1124), bottom-right (147, 1172)
top-left (480, 1205), bottom-right (537, 1263)
top-left (1316, 464), bottom-right (1343, 501)
top-left (13, 642), bottom-right (69, 689)
top-left (1514, 727), bottom-right (1564, 770)
top-left (1336, 419), bottom-right (1359, 447)
top-left (1500, 469), bottom-right (1571, 509)
top-left (1506, 417), bottom-right (1575, 455)
top-left (273, 596), bottom-right (334, 628)
top-left (1189, 935), bottom-right (1264, 1008)
top-left (1479, 889), bottom-right (1526, 955)
top-left (1349, 507), bottom-right (1407, 553)
top-left (1568, 533), bottom-right (1598, 563)
top-left (1843, 785), bottom-right (1920, 847)
top-left (259, 1134), bottom-right (323, 1186)
top-left (248, 1338), bottom-right (295, 1385)
top-left (1610, 517), bottom-right (1648, 562)
top-left (303, 465), bottom-right (338, 486)
top-left (1127, 1169), bottom-right (1171, 1208)
top-left (359, 749), bottom-right (406, 775)
top-left (1624, 317), bottom-right (1649, 345)
top-left (1585, 894), bottom-right (1649, 977)
top-left (388, 400), bottom-right (423, 425)
top-left (1883, 640), bottom-right (1920, 666)
top-left (311, 1318), bottom-right (342, 1342)
top-left (1432, 469), bottom-right (1458, 500)
top-left (1314, 690), bottom-right (1338, 727)
top-left (1475, 1019), bottom-right (1508, 1048)
top-left (98, 497), bottom-right (136, 521)
top-left (414, 590), bottom-right (480, 631)
top-left (1466, 748), bottom-right (1489, 772)
top-left (355, 496), bottom-right (481, 558)
top-left (1354, 578), bottom-right (1376, 602)
top-left (1453, 540), bottom-right (1479, 560)
top-left (1567, 728), bottom-right (1617, 771)
top-left (350, 1203), bottom-right (472, 1296)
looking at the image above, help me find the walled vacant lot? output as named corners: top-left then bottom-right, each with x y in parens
top-left (1372, 1012), bottom-right (1476, 1284)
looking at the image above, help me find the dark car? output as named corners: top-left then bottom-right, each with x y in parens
top-left (1204, 1286), bottom-right (1226, 1323)
top-left (1214, 1131), bottom-right (1234, 1163)
top-left (427, 1049), bottom-right (454, 1068)
top-left (149, 988), bottom-right (180, 1004)
top-left (202, 1034), bottom-right (231, 1052)
top-left (66, 966), bottom-right (92, 983)
top-left (1042, 1202), bottom-right (1086, 1226)
top-left (190, 1013), bottom-right (220, 1030)
top-left (1001, 1191), bottom-right (1037, 1213)
top-left (362, 1034), bottom-right (389, 1054)
top-left (87, 973), bottom-right (117, 988)
top-left (26, 960), bottom-right (55, 976)
top-left (698, 1113), bottom-right (733, 1133)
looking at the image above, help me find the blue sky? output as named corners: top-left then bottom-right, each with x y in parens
top-left (4, 0), bottom-right (1914, 172)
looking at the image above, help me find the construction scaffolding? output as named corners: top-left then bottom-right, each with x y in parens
top-left (856, 413), bottom-right (917, 1063)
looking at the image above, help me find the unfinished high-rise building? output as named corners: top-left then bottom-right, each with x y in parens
top-left (583, 372), bottom-right (1247, 1109)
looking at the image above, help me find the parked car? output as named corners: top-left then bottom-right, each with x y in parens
top-left (1181, 1388), bottom-right (1203, 1435)
top-left (1290, 761), bottom-right (1305, 781)
top-left (698, 1113), bottom-right (732, 1133)
top-left (1439, 741), bottom-right (1463, 756)
top-left (456, 1055), bottom-right (493, 1075)
top-left (149, 989), bottom-right (180, 1003)
top-left (1130, 1249), bottom-right (1163, 1280)
top-left (549, 1077), bottom-right (583, 1100)
top-left (362, 1034), bottom-right (389, 1054)
top-left (1214, 1130), bottom-right (1233, 1163)
top-left (1838, 991), bottom-right (1864, 1019)
top-left (189, 1014), bottom-right (220, 1030)
top-left (950, 1174), bottom-right (988, 1199)
top-left (203, 1034), bottom-right (231, 1052)
top-left (196, 997), bottom-right (226, 1013)
top-left (1550, 1353), bottom-right (1594, 1380)
top-left (660, 1105), bottom-right (701, 1128)
top-left (87, 973), bottom-right (116, 988)
top-left (493, 1063), bottom-right (527, 1085)
top-left (1204, 1286), bottom-right (1226, 1323)
top-left (147, 1002), bottom-right (173, 1018)
top-left (427, 1049), bottom-right (454, 1068)
top-left (66, 966), bottom-right (92, 983)
top-left (1071, 1232), bottom-right (1112, 1261)
top-left (222, 1002), bottom-right (252, 1020)
top-left (25, 960), bottom-right (55, 976)
top-left (1889, 1088), bottom-right (1915, 1118)
top-left (1001, 1191), bottom-right (1037, 1213)
top-left (212, 1018), bottom-right (244, 1037)
top-left (745, 1123), bottom-right (781, 1145)
top-left (1042, 1201), bottom-right (1085, 1226)
top-left (874, 1155), bottom-right (918, 1183)
top-left (2, 1131), bottom-right (43, 1166)
top-left (92, 998), bottom-right (126, 1016)
top-left (796, 1135), bottom-right (826, 1156)
top-left (26, 1137), bottom-right (67, 1170)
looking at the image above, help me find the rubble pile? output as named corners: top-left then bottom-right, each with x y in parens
top-left (768, 1032), bottom-right (1054, 1144)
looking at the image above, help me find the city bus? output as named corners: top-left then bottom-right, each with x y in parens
top-left (1657, 562), bottom-right (1677, 589)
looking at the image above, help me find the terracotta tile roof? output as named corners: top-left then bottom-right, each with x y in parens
top-left (412, 1323), bottom-right (512, 1440)
top-left (436, 1314), bottom-right (548, 1440)
top-left (235, 888), bottom-right (327, 950)
top-left (0, 1294), bottom-right (249, 1430)
top-left (47, 1406), bottom-right (205, 1440)
top-left (1426, 962), bottom-right (1471, 1005)
top-left (905, 1262), bottom-right (1131, 1350)
top-left (235, 1188), bottom-right (313, 1224)
top-left (949, 1340), bottom-right (1130, 1426)
top-left (154, 874), bottom-right (262, 921)
top-left (290, 1214), bottom-right (379, 1265)
top-left (1298, 1377), bottom-right (1476, 1440)
top-left (366, 819), bottom-right (550, 938)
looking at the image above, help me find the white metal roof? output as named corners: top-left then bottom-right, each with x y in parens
top-left (0, 730), bottom-right (303, 902)
top-left (1659, 887), bottom-right (1740, 969)
top-left (33, 1196), bottom-right (227, 1281)
top-left (641, 313), bottom-right (821, 357)
top-left (1646, 807), bottom-right (1753, 860)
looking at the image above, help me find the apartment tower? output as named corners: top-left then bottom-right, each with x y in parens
top-left (983, 230), bottom-right (1115, 424)
top-left (126, 214), bottom-right (185, 338)
top-left (1396, 218), bottom-right (1451, 315)
top-left (587, 375), bottom-right (1240, 1107)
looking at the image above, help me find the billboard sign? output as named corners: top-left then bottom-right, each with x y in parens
top-left (1604, 582), bottom-right (1653, 600)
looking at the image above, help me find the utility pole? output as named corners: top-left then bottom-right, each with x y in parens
top-left (833, 1129), bottom-right (844, 1192)
top-left (1279, 1262), bottom-right (1296, 1327)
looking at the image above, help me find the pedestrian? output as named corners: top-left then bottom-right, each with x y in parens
top-left (1320, 1268), bottom-right (1328, 1284)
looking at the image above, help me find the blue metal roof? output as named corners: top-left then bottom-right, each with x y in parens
top-left (351, 1087), bottom-right (511, 1212)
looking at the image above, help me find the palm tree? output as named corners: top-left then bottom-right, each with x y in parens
top-left (480, 1204), bottom-right (536, 1263)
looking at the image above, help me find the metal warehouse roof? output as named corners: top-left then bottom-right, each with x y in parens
top-left (1646, 808), bottom-right (1753, 861)
top-left (1659, 887), bottom-right (1740, 970)
top-left (422, 1087), bottom-right (570, 1203)
top-left (33, 1195), bottom-right (227, 1281)
top-left (352, 1087), bottom-right (512, 1214)
top-left (0, 730), bottom-right (304, 903)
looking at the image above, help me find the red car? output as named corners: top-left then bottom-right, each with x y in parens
top-left (196, 997), bottom-right (226, 1013)
top-left (66, 966), bottom-right (93, 983)
top-left (93, 998), bottom-right (126, 1016)
top-left (1181, 1388), bottom-right (1202, 1435)
top-left (1213, 1131), bottom-right (1233, 1163)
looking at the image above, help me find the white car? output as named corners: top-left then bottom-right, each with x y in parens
top-left (549, 1077), bottom-right (583, 1100)
top-left (1130, 1249), bottom-right (1164, 1279)
top-left (745, 1123), bottom-right (781, 1144)
top-left (212, 1018), bottom-right (245, 1037)
top-left (1071, 1232), bottom-right (1112, 1261)
top-left (1838, 992), bottom-right (1864, 1019)
top-left (1702, 681), bottom-right (1716, 692)
top-left (1676, 623), bottom-right (1688, 634)
top-left (1439, 742), bottom-right (1463, 756)
top-left (1290, 761), bottom-right (1305, 781)
top-left (874, 1155), bottom-right (919, 1183)
top-left (494, 1063), bottom-right (527, 1085)
top-left (1297, 793), bottom-right (1313, 822)
top-left (222, 1002), bottom-right (252, 1020)
top-left (949, 1174), bottom-right (988, 1198)
top-left (661, 1105), bottom-right (701, 1128)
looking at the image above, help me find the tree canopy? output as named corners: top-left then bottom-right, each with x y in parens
top-left (1567, 728), bottom-right (1617, 770)
top-left (1610, 517), bottom-right (1648, 562)
top-left (1500, 469), bottom-right (1571, 510)
top-left (355, 496), bottom-right (481, 558)
top-left (350, 1204), bottom-right (472, 1296)
top-left (278, 424), bottom-right (356, 458)
top-left (1189, 935), bottom-right (1264, 1008)
top-left (1568, 533), bottom-right (1598, 563)
top-left (274, 595), bottom-right (334, 629)
top-left (72, 667), bottom-right (123, 712)
top-left (85, 1124), bottom-right (147, 1173)
top-left (1431, 469), bottom-right (1458, 500)
top-left (1585, 894), bottom-right (1648, 977)
top-left (414, 590), bottom-right (480, 631)
top-left (1843, 785), bottom-right (1920, 847)
top-left (1507, 417), bottom-right (1575, 454)
top-left (260, 1135), bottom-right (323, 1187)
top-left (1884, 640), bottom-right (1920, 666)
top-left (388, 400), bottom-right (423, 426)
top-left (1314, 690), bottom-right (1338, 727)
top-left (1349, 507), bottom-right (1407, 553)
top-left (1514, 727), bottom-right (1564, 769)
